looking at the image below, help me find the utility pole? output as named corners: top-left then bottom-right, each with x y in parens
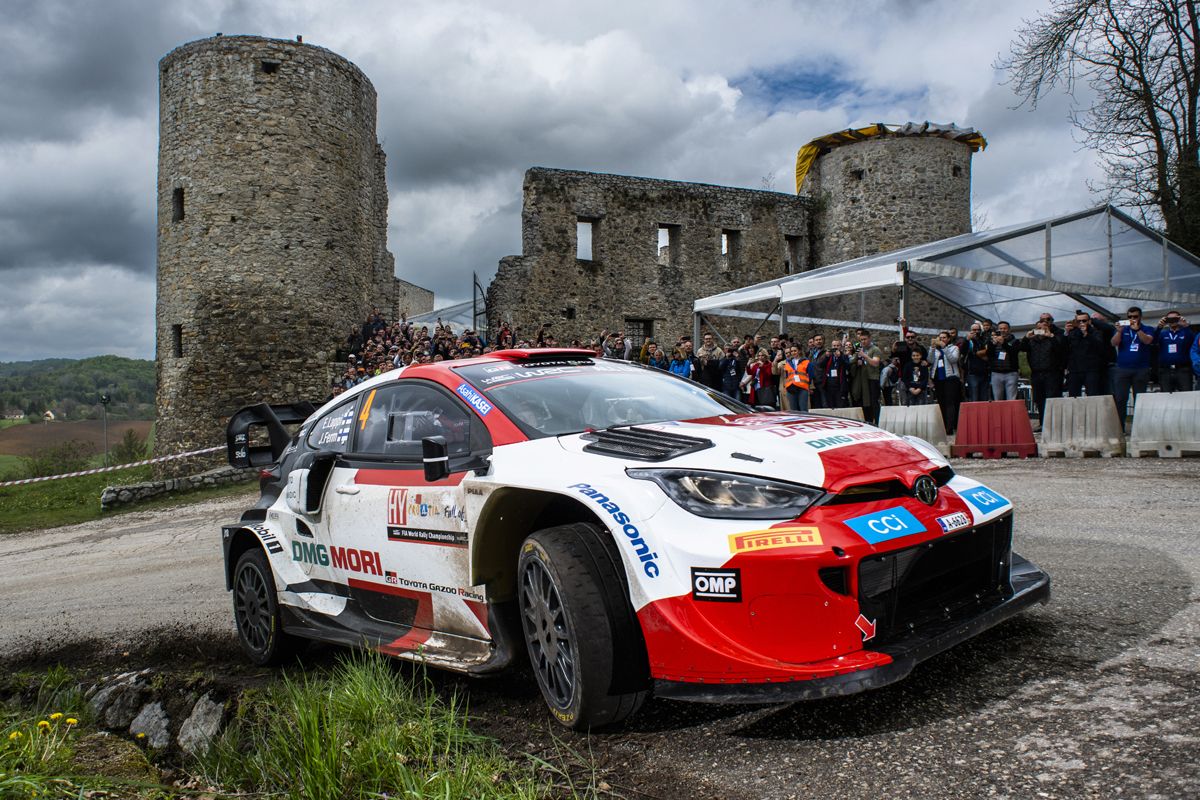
top-left (100, 392), bottom-right (111, 467)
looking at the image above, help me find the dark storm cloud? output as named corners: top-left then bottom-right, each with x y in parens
top-left (0, 1), bottom-right (187, 142)
top-left (0, 189), bottom-right (155, 273)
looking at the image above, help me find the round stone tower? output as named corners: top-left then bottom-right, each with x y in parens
top-left (155, 35), bottom-right (395, 467)
top-left (801, 123), bottom-right (982, 267)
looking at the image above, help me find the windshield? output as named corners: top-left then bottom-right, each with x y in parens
top-left (453, 358), bottom-right (748, 437)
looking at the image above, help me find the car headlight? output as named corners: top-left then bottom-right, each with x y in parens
top-left (627, 469), bottom-right (824, 519)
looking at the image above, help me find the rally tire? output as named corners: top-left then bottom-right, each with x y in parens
top-left (518, 523), bottom-right (649, 730)
top-left (232, 548), bottom-right (304, 666)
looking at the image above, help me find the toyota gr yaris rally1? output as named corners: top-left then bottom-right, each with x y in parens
top-left (220, 349), bottom-right (1049, 729)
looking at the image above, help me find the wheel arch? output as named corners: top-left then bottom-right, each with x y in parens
top-left (471, 488), bottom-right (625, 602)
top-left (223, 526), bottom-right (267, 591)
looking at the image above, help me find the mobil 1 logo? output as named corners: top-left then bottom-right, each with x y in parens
top-left (691, 567), bottom-right (742, 602)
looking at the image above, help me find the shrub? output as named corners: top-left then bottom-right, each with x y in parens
top-left (111, 428), bottom-right (148, 464)
top-left (20, 441), bottom-right (96, 479)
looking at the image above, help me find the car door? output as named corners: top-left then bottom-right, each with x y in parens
top-left (322, 379), bottom-right (493, 644)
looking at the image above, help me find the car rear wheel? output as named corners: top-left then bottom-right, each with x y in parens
top-left (517, 523), bottom-right (649, 729)
top-left (232, 548), bottom-right (303, 665)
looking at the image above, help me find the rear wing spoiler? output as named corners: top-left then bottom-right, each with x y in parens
top-left (226, 402), bottom-right (317, 468)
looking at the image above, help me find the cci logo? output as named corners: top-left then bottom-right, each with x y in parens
top-left (844, 507), bottom-right (926, 544)
top-left (961, 486), bottom-right (1010, 514)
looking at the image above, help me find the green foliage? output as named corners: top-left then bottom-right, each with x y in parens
top-left (21, 441), bottom-right (96, 479)
top-left (0, 708), bottom-right (84, 797)
top-left (0, 465), bottom-right (257, 535)
top-left (110, 428), bottom-right (148, 464)
top-left (199, 652), bottom-right (546, 800)
top-left (0, 356), bottom-right (155, 421)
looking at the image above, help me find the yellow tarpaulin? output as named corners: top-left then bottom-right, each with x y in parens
top-left (794, 122), bottom-right (987, 193)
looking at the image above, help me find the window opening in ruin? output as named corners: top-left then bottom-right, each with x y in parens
top-left (850, 169), bottom-right (864, 181)
top-left (952, 165), bottom-right (963, 178)
top-left (172, 188), bottom-right (185, 222)
top-left (625, 318), bottom-right (653, 343)
top-left (657, 224), bottom-right (680, 266)
top-left (172, 324), bottom-right (183, 358)
top-left (576, 219), bottom-right (595, 261)
top-left (563, 306), bottom-right (577, 320)
top-left (261, 60), bottom-right (280, 74)
top-left (785, 235), bottom-right (803, 274)
top-left (721, 229), bottom-right (741, 270)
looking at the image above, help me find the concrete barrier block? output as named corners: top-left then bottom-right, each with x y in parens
top-left (876, 404), bottom-right (950, 456)
top-left (1128, 390), bottom-right (1200, 458)
top-left (809, 407), bottom-right (866, 422)
top-left (1040, 396), bottom-right (1125, 458)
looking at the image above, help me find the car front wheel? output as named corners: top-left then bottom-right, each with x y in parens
top-left (517, 523), bottom-right (649, 729)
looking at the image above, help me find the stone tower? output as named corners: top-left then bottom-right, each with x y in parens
top-left (800, 123), bottom-right (982, 267)
top-left (154, 35), bottom-right (396, 466)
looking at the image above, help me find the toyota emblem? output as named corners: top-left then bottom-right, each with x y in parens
top-left (913, 475), bottom-right (938, 506)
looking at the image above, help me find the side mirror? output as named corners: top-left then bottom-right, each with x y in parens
top-left (422, 436), bottom-right (449, 482)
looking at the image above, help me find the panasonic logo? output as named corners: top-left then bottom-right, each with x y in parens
top-left (568, 483), bottom-right (660, 578)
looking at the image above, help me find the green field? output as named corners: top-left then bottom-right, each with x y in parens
top-left (0, 418), bottom-right (29, 431)
top-left (0, 466), bottom-right (255, 535)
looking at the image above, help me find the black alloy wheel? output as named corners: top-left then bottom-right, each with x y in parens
top-left (232, 548), bottom-right (302, 665)
top-left (517, 523), bottom-right (650, 729)
top-left (521, 556), bottom-right (576, 708)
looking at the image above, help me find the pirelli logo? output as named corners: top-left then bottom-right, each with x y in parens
top-left (728, 526), bottom-right (823, 554)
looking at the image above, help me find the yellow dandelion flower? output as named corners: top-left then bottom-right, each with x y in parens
top-left (136, 732), bottom-right (146, 739)
top-left (7, 731), bottom-right (21, 740)
top-left (49, 713), bottom-right (63, 721)
top-left (65, 718), bottom-right (78, 726)
top-left (37, 720), bottom-right (50, 730)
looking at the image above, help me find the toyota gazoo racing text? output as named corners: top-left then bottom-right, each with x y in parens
top-left (221, 349), bottom-right (1050, 729)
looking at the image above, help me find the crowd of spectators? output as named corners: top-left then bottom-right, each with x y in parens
top-left (332, 307), bottom-right (1200, 431)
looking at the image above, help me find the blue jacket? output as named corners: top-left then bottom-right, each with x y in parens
top-left (1157, 326), bottom-right (1195, 366)
top-left (669, 358), bottom-right (693, 379)
top-left (1191, 333), bottom-right (1200, 377)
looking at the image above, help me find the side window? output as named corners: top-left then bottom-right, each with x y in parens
top-left (354, 383), bottom-right (473, 458)
top-left (306, 401), bottom-right (357, 453)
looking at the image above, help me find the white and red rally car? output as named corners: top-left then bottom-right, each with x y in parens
top-left (222, 349), bottom-right (1050, 728)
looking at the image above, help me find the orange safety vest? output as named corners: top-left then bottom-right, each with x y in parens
top-left (781, 358), bottom-right (810, 391)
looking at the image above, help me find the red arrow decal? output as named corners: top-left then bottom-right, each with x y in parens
top-left (855, 614), bottom-right (877, 641)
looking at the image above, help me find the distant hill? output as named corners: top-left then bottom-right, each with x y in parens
top-left (0, 356), bottom-right (155, 421)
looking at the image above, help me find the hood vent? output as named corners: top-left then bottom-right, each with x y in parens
top-left (580, 426), bottom-right (714, 462)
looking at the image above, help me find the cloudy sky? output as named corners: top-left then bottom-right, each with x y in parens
top-left (0, 0), bottom-right (1104, 362)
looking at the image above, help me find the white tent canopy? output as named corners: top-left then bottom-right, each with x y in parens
top-left (694, 205), bottom-right (1200, 334)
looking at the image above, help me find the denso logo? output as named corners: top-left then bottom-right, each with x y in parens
top-left (292, 542), bottom-right (383, 576)
top-left (844, 507), bottom-right (926, 545)
top-left (568, 483), bottom-right (659, 578)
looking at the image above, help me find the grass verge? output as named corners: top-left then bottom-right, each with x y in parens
top-left (0, 467), bottom-right (254, 535)
top-left (200, 652), bottom-right (550, 799)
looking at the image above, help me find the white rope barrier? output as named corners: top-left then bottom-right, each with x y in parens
top-left (0, 445), bottom-right (225, 488)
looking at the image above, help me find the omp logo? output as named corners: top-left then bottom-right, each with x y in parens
top-left (844, 507), bottom-right (926, 544)
top-left (728, 526), bottom-right (822, 554)
top-left (387, 488), bottom-right (407, 526)
top-left (568, 483), bottom-right (660, 578)
top-left (291, 542), bottom-right (383, 576)
top-left (455, 382), bottom-right (493, 417)
top-left (961, 486), bottom-right (1010, 514)
top-left (691, 568), bottom-right (741, 602)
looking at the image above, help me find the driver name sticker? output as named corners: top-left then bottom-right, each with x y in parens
top-left (455, 382), bottom-right (493, 417)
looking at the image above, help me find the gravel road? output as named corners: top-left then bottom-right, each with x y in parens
top-left (2, 460), bottom-right (1198, 799)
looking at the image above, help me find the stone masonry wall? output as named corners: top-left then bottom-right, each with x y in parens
top-left (396, 278), bottom-right (435, 319)
top-left (488, 168), bottom-right (813, 344)
top-left (791, 135), bottom-right (976, 336)
top-left (154, 35), bottom-right (395, 471)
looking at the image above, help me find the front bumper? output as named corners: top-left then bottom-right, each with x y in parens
top-left (654, 552), bottom-right (1050, 703)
